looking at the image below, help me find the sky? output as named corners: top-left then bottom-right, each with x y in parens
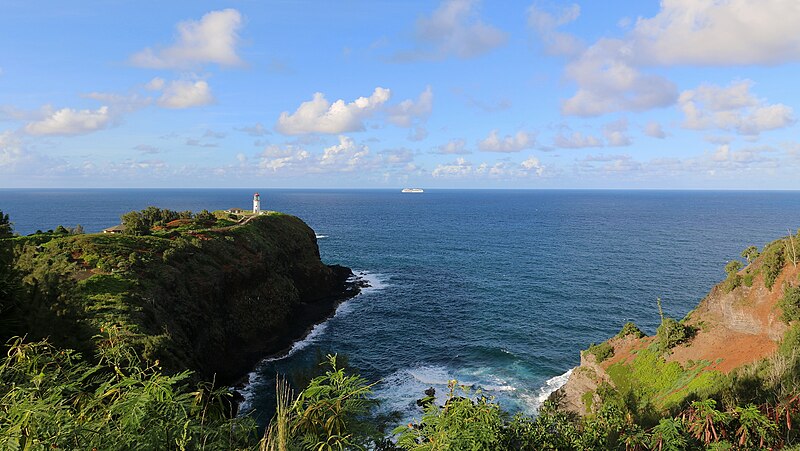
top-left (2, 0), bottom-right (800, 189)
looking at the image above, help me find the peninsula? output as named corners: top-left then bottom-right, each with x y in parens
top-left (2, 208), bottom-right (359, 385)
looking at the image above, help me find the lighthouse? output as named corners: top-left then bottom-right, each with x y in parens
top-left (253, 192), bottom-right (261, 215)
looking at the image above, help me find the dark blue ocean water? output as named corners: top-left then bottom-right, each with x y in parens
top-left (2, 189), bottom-right (800, 424)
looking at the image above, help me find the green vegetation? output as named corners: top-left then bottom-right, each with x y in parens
top-left (606, 348), bottom-right (723, 414)
top-left (762, 241), bottom-right (786, 290)
top-left (5, 330), bottom-right (800, 450)
top-left (616, 321), bottom-right (645, 339)
top-left (723, 260), bottom-right (742, 292)
top-left (5, 210), bottom-right (800, 449)
top-left (393, 383), bottom-right (505, 450)
top-left (742, 269), bottom-right (756, 287)
top-left (119, 206), bottom-right (235, 236)
top-left (585, 342), bottom-right (615, 363)
top-left (0, 210), bottom-right (22, 333)
top-left (262, 355), bottom-right (381, 450)
top-left (779, 284), bottom-right (800, 323)
top-left (655, 317), bottom-right (693, 352)
top-left (0, 328), bottom-right (258, 450)
top-left (653, 297), bottom-right (694, 353)
top-left (0, 211), bottom-right (12, 238)
top-left (1, 211), bottom-right (349, 384)
top-left (741, 245), bottom-right (759, 264)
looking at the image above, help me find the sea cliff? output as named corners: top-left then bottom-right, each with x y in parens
top-left (554, 235), bottom-right (799, 418)
top-left (4, 213), bottom-right (358, 385)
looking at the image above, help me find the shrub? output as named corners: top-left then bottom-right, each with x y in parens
top-left (723, 260), bottom-right (744, 292)
top-left (778, 285), bottom-right (800, 323)
top-left (743, 270), bottom-right (756, 287)
top-left (394, 381), bottom-right (504, 450)
top-left (656, 318), bottom-right (691, 351)
top-left (616, 321), bottom-right (645, 339)
top-left (762, 244), bottom-right (785, 290)
top-left (725, 260), bottom-right (742, 276)
top-left (778, 323), bottom-right (800, 357)
top-left (586, 342), bottom-right (615, 363)
top-left (741, 245), bottom-right (760, 264)
top-left (0, 332), bottom-right (258, 450)
top-left (723, 274), bottom-right (742, 293)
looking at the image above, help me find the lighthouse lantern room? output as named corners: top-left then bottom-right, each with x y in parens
top-left (253, 192), bottom-right (261, 215)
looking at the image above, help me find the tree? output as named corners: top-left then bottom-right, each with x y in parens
top-left (0, 211), bottom-right (12, 238)
top-left (194, 209), bottom-right (215, 223)
top-left (741, 245), bottom-right (759, 264)
top-left (121, 211), bottom-right (150, 236)
top-left (54, 225), bottom-right (69, 235)
top-left (0, 211), bottom-right (18, 318)
top-left (724, 260), bottom-right (742, 276)
top-left (71, 224), bottom-right (85, 235)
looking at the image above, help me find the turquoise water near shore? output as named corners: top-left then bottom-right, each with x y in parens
top-left (4, 189), bottom-right (800, 424)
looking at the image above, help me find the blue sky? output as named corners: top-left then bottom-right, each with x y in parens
top-left (2, 0), bottom-right (800, 189)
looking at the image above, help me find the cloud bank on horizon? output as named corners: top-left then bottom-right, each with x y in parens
top-left (1, 0), bottom-right (799, 189)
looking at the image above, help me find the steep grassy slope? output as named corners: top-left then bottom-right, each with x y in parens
top-left (3, 213), bottom-right (357, 384)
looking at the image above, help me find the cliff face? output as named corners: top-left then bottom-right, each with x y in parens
top-left (7, 213), bottom-right (357, 384)
top-left (556, 245), bottom-right (797, 416)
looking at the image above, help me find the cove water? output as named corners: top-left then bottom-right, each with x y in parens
top-left (3, 189), bottom-right (800, 426)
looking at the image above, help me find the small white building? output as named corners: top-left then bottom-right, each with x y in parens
top-left (253, 192), bottom-right (261, 215)
top-left (102, 224), bottom-right (125, 234)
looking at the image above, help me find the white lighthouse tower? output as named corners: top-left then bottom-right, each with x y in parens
top-left (253, 192), bottom-right (261, 215)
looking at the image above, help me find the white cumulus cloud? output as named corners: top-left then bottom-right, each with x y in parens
top-left (561, 39), bottom-right (678, 117)
top-left (387, 86), bottom-right (433, 127)
top-left (679, 80), bottom-right (796, 135)
top-left (521, 157), bottom-right (545, 176)
top-left (558, 0), bottom-right (800, 118)
top-left (276, 88), bottom-right (391, 135)
top-left (130, 9), bottom-right (244, 69)
top-left (630, 0), bottom-right (800, 66)
top-left (24, 106), bottom-right (113, 136)
top-left (320, 135), bottom-right (372, 171)
top-left (157, 80), bottom-right (214, 109)
top-left (432, 157), bottom-right (473, 177)
top-left (478, 129), bottom-right (536, 152)
top-left (644, 121), bottom-right (667, 139)
top-left (434, 138), bottom-right (470, 155)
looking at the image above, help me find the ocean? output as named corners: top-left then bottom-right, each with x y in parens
top-left (3, 189), bottom-right (800, 425)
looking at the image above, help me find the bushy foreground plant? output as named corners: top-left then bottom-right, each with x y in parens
top-left (0, 326), bottom-right (259, 450)
top-left (393, 381), bottom-right (505, 450)
top-left (261, 355), bottom-right (380, 451)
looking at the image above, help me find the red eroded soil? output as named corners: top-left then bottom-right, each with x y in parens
top-left (607, 262), bottom-right (797, 374)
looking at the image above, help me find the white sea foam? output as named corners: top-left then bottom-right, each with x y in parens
top-left (238, 270), bottom-right (389, 413)
top-left (353, 270), bottom-right (389, 293)
top-left (315, 234), bottom-right (328, 239)
top-left (372, 364), bottom-right (523, 424)
top-left (238, 321), bottom-right (331, 413)
top-left (516, 368), bottom-right (574, 413)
